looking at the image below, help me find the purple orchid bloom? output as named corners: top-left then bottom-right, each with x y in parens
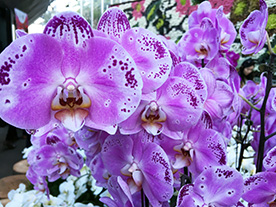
top-left (97, 8), bottom-right (172, 94)
top-left (27, 136), bottom-right (84, 182)
top-left (178, 18), bottom-right (220, 63)
top-left (119, 62), bottom-right (207, 139)
top-left (177, 166), bottom-right (244, 207)
top-left (100, 176), bottom-right (136, 207)
top-left (0, 11), bottom-right (142, 133)
top-left (26, 166), bottom-right (49, 195)
top-left (239, 0), bottom-right (268, 54)
top-left (243, 171), bottom-right (276, 206)
top-left (166, 120), bottom-right (227, 178)
top-left (188, 1), bottom-right (237, 52)
top-left (101, 133), bottom-right (174, 206)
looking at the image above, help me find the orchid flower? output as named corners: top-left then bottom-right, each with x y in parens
top-left (27, 133), bottom-right (84, 183)
top-left (0, 11), bottom-right (143, 133)
top-left (166, 119), bottom-right (227, 178)
top-left (101, 133), bottom-right (174, 206)
top-left (119, 62), bottom-right (207, 139)
top-left (243, 171), bottom-right (276, 206)
top-left (176, 166), bottom-right (244, 207)
top-left (178, 18), bottom-right (220, 63)
top-left (100, 176), bottom-right (135, 207)
top-left (97, 8), bottom-right (172, 94)
top-left (188, 1), bottom-right (237, 52)
top-left (239, 0), bottom-right (268, 55)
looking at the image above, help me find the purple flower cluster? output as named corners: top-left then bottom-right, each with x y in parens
top-left (0, 0), bottom-right (272, 206)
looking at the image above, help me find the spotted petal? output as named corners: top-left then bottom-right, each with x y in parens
top-left (97, 7), bottom-right (131, 41)
top-left (121, 28), bottom-right (172, 94)
top-left (263, 146), bottom-right (276, 172)
top-left (243, 172), bottom-right (276, 205)
top-left (193, 166), bottom-right (244, 206)
top-left (139, 142), bottom-right (174, 204)
top-left (44, 11), bottom-right (93, 79)
top-left (0, 34), bottom-right (64, 129)
top-left (77, 37), bottom-right (143, 134)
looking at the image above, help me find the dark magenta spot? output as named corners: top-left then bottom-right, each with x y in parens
top-left (5, 99), bottom-right (10, 104)
top-left (22, 45), bottom-right (27, 52)
top-left (112, 59), bottom-right (117, 66)
top-left (15, 54), bottom-right (19, 59)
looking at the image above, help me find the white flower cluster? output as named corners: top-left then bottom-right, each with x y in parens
top-left (5, 164), bottom-right (103, 207)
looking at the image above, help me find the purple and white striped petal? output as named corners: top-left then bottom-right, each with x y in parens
top-left (44, 11), bottom-right (93, 78)
top-left (97, 7), bottom-right (131, 41)
top-left (121, 28), bottom-right (172, 94)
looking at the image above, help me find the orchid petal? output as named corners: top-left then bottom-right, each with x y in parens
top-left (15, 29), bottom-right (27, 38)
top-left (77, 37), bottom-right (143, 133)
top-left (243, 172), bottom-right (276, 205)
top-left (157, 76), bottom-right (204, 131)
top-left (0, 34), bottom-right (64, 129)
top-left (121, 28), bottom-right (172, 93)
top-left (44, 11), bottom-right (93, 78)
top-left (119, 100), bottom-right (148, 135)
top-left (97, 7), bottom-right (130, 40)
top-left (263, 146), bottom-right (276, 172)
top-left (54, 108), bottom-right (88, 132)
top-left (177, 184), bottom-right (196, 207)
top-left (139, 143), bottom-right (173, 203)
top-left (101, 134), bottom-right (133, 176)
top-left (193, 166), bottom-right (244, 206)
top-left (188, 126), bottom-right (227, 177)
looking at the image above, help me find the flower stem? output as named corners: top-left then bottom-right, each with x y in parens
top-left (238, 94), bottom-right (260, 111)
top-left (256, 37), bottom-right (276, 172)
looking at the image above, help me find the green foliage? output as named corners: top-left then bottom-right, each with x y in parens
top-left (180, 0), bottom-right (187, 6)
top-left (266, 14), bottom-right (276, 30)
top-left (234, 1), bottom-right (247, 15)
top-left (191, 0), bottom-right (205, 4)
top-left (48, 178), bottom-right (65, 197)
top-left (75, 188), bottom-right (104, 206)
top-left (145, 1), bottom-right (161, 22)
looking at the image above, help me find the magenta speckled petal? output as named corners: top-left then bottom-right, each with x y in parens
top-left (119, 100), bottom-right (149, 135)
top-left (157, 76), bottom-right (205, 131)
top-left (44, 11), bottom-right (93, 78)
top-left (243, 172), bottom-right (276, 205)
top-left (121, 27), bottom-right (172, 94)
top-left (140, 143), bottom-right (173, 203)
top-left (97, 7), bottom-right (130, 40)
top-left (263, 146), bottom-right (276, 172)
top-left (0, 34), bottom-right (64, 129)
top-left (193, 166), bottom-right (243, 206)
top-left (77, 37), bottom-right (142, 131)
